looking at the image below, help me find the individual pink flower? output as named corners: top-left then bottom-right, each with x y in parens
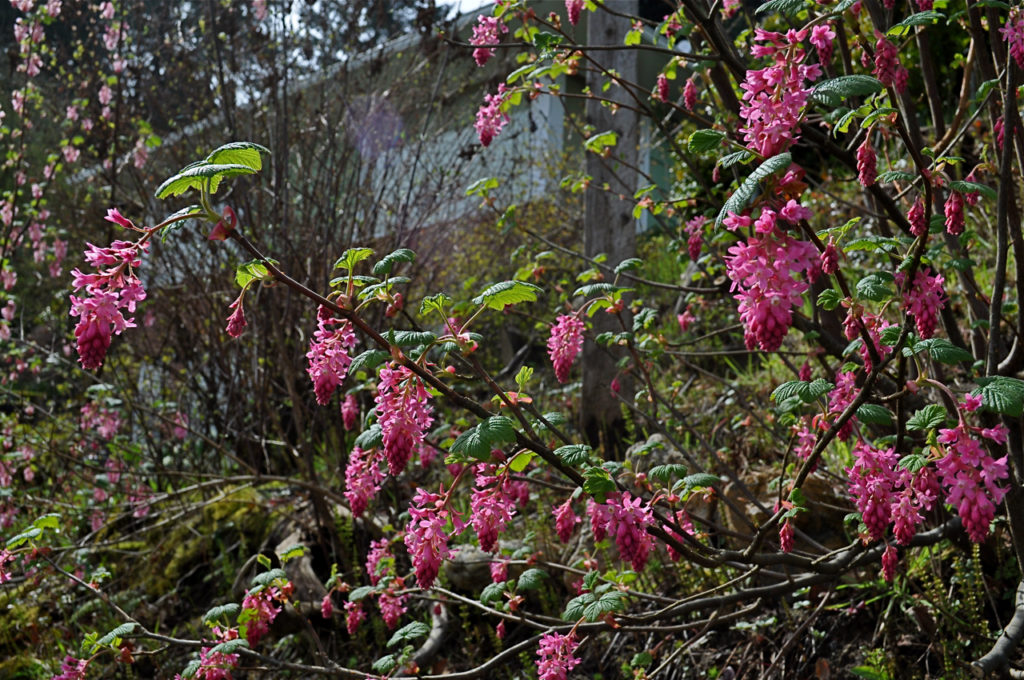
top-left (565, 0), bottom-right (584, 25)
top-left (375, 363), bottom-right (434, 477)
top-left (548, 314), bottom-right (584, 383)
top-left (810, 23), bottom-right (835, 63)
top-left (554, 498), bottom-right (580, 543)
top-left (856, 136), bottom-right (877, 187)
top-left (683, 78), bottom-right (697, 111)
top-left (53, 655), bottom-right (89, 680)
top-left (307, 305), bottom-right (358, 405)
top-left (344, 446), bottom-right (384, 517)
top-left (475, 84), bottom-right (509, 147)
top-left (341, 393), bottom-right (359, 430)
top-left (779, 518), bottom-right (794, 553)
top-left (225, 296), bottom-right (246, 338)
top-left (344, 601), bottom-right (364, 634)
top-left (471, 15), bottom-right (507, 67)
top-left (404, 487), bottom-right (455, 588)
top-left (945, 191), bottom-right (965, 236)
top-left (677, 307), bottom-right (696, 333)
top-left (490, 559), bottom-right (508, 582)
top-left (895, 267), bottom-right (945, 339)
top-left (908, 197), bottom-right (926, 237)
top-left (0, 549), bottom-right (13, 584)
top-left (320, 593), bottom-right (333, 619)
top-left (536, 632), bottom-right (581, 680)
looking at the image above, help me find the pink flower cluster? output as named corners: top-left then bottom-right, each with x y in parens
top-left (810, 23), bottom-right (835, 63)
top-left (653, 73), bottom-right (669, 102)
top-left (69, 215), bottom-right (148, 370)
top-left (470, 465), bottom-right (517, 552)
top-left (1001, 7), bottom-right (1024, 69)
top-left (724, 207), bottom-right (819, 352)
top-left (375, 363), bottom-right (433, 476)
top-left (683, 78), bottom-right (697, 111)
top-left (341, 393), bottom-right (359, 430)
top-left (847, 441), bottom-right (939, 543)
top-left (665, 510), bottom-right (695, 561)
top-left (80, 400), bottom-right (120, 440)
top-left (196, 627), bottom-right (240, 680)
top-left (856, 137), bottom-right (877, 187)
top-left (475, 84), bottom-right (509, 147)
top-left (0, 549), bottom-right (13, 583)
top-left (895, 267), bottom-right (945, 339)
top-left (828, 371), bottom-right (858, 441)
top-left (344, 601), bottom-right (365, 634)
top-left (565, 0), bottom-right (584, 25)
top-left (404, 487), bottom-right (458, 588)
top-left (554, 498), bottom-right (581, 543)
top-left (738, 29), bottom-right (822, 157)
top-left (344, 446), bottom-right (384, 517)
top-left (548, 314), bottom-right (585, 383)
top-left (364, 539), bottom-right (408, 628)
top-left (53, 656), bottom-right (88, 680)
top-left (536, 632), bottom-right (581, 680)
top-left (588, 493), bottom-right (655, 570)
top-left (306, 305), bottom-right (357, 405)
top-left (241, 587), bottom-right (282, 646)
top-left (908, 197), bottom-right (926, 237)
top-left (871, 35), bottom-right (908, 93)
top-left (470, 15), bottom-right (507, 67)
top-left (842, 309), bottom-right (892, 371)
top-left (936, 418), bottom-right (1009, 543)
top-left (945, 191), bottom-right (965, 236)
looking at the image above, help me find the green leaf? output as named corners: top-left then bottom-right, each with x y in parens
top-left (907, 404), bottom-right (947, 431)
top-left (755, 0), bottom-right (806, 16)
top-left (683, 473), bottom-right (720, 490)
top-left (914, 338), bottom-right (973, 364)
top-left (716, 153), bottom-right (792, 226)
top-left (972, 376), bottom-right (1024, 418)
top-left (555, 444), bottom-right (592, 466)
top-left (387, 621), bottom-right (431, 648)
top-left (95, 622), bottom-right (137, 649)
top-left (584, 130), bottom-right (618, 154)
top-left (631, 652), bottom-right (654, 669)
top-left (181, 659), bottom-right (201, 678)
top-left (450, 416), bottom-right (518, 460)
top-left (614, 258), bottom-right (643, 274)
top-left (32, 513), bottom-right (61, 530)
top-left (887, 10), bottom-right (944, 35)
top-left (515, 365), bottom-right (533, 392)
top-left (899, 453), bottom-right (928, 473)
top-left (355, 424), bottom-right (383, 450)
top-left (876, 170), bottom-right (916, 184)
top-left (583, 591), bottom-right (627, 621)
top-left (472, 280), bottom-right (543, 310)
top-left (949, 180), bottom-right (997, 201)
top-left (856, 272), bottom-right (894, 302)
top-left (333, 247), bottom-right (375, 272)
top-left (649, 464), bottom-right (688, 483)
top-left (6, 527), bottom-right (42, 548)
top-left (391, 330), bottom-right (437, 348)
top-left (508, 451), bottom-right (534, 472)
top-left (772, 379), bottom-right (834, 404)
top-left (817, 288), bottom-right (842, 310)
top-left (349, 585), bottom-right (376, 602)
top-left (372, 655), bottom-right (398, 675)
top-left (480, 580), bottom-right (508, 605)
top-left (810, 76), bottom-right (884, 107)
top-left (583, 466), bottom-right (616, 499)
top-left (573, 282), bottom-right (629, 298)
top-left (880, 325), bottom-right (903, 347)
top-left (350, 350), bottom-right (389, 376)
top-left (856, 403), bottom-right (894, 426)
top-left (562, 592), bottom-right (596, 620)
top-left (235, 260), bottom-right (272, 288)
top-left (516, 568), bottom-right (549, 591)
top-left (419, 292), bottom-right (452, 317)
top-left (205, 141), bottom-right (269, 171)
top-left (718, 150), bottom-right (754, 169)
top-left (203, 603), bottom-right (241, 623)
top-left (155, 162), bottom-right (258, 198)
top-left (372, 248), bottom-right (416, 276)
top-left (466, 176), bottom-right (499, 197)
top-left (850, 666), bottom-right (888, 680)
top-left (279, 544), bottom-right (306, 564)
top-left (209, 638), bottom-right (249, 655)
top-left (251, 568), bottom-right (287, 587)
top-left (688, 129), bottom-right (726, 153)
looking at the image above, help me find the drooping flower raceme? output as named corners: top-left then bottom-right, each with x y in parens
top-left (895, 267), bottom-right (946, 339)
top-left (856, 136), bottom-right (877, 187)
top-left (241, 587), bottom-right (282, 647)
top-left (475, 84), bottom-right (509, 147)
top-left (536, 632), bottom-right (581, 680)
top-left (945, 191), bottom-right (965, 236)
top-left (470, 15), bottom-right (507, 67)
top-left (404, 487), bottom-right (457, 588)
top-left (872, 35), bottom-right (908, 93)
top-left (565, 0), bottom-right (584, 25)
top-left (70, 234), bottom-right (148, 370)
top-left (1001, 7), bottom-right (1024, 69)
top-left (306, 305), bottom-right (358, 405)
top-left (548, 314), bottom-right (585, 383)
top-left (375, 363), bottom-right (434, 477)
top-left (554, 498), bottom-right (580, 543)
top-left (846, 441), bottom-right (938, 544)
top-left (470, 465), bottom-right (516, 552)
top-left (935, 421), bottom-right (1009, 543)
top-left (344, 446), bottom-right (384, 517)
top-left (610, 492), bottom-right (655, 570)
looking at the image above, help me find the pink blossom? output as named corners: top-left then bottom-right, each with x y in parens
top-left (344, 446), bottom-right (384, 517)
top-left (365, 538), bottom-right (392, 586)
top-left (828, 371), bottom-right (858, 441)
top-left (53, 656), bottom-right (88, 680)
top-left (945, 191), bottom-right (965, 236)
top-left (665, 510), bottom-right (695, 561)
top-left (873, 36), bottom-right (908, 93)
top-left (654, 73), bottom-right (669, 102)
top-left (341, 393), bottom-right (359, 430)
top-left (475, 84), bottom-right (509, 147)
top-left (856, 137), bottom-right (877, 187)
top-left (470, 466), bottom-right (516, 552)
top-left (404, 487), bottom-right (454, 588)
top-left (1002, 7), bottom-right (1024, 68)
top-left (587, 497), bottom-right (613, 541)
top-left (683, 78), bottom-right (697, 111)
top-left (881, 544), bottom-right (898, 581)
top-left (0, 549), bottom-right (13, 583)
top-left (321, 593), bottom-right (333, 619)
top-left (470, 15), bottom-right (507, 67)
top-left (375, 363), bottom-right (433, 477)
top-left (565, 0), bottom-right (584, 25)
top-left (536, 632), bottom-right (581, 680)
top-left (779, 519), bottom-right (794, 552)
top-left (80, 401), bottom-right (120, 440)
top-left (378, 589), bottom-right (407, 629)
top-left (547, 314), bottom-right (584, 383)
top-left (908, 197), bottom-right (926, 237)
top-left (895, 267), bottom-right (945, 339)
top-left (609, 492), bottom-right (655, 570)
top-left (344, 601), bottom-right (364, 634)
top-left (810, 23), bottom-right (835, 63)
top-left (306, 305), bottom-right (358, 405)
top-left (554, 499), bottom-right (581, 543)
top-left (821, 239), bottom-right (840, 275)
top-left (197, 628), bottom-right (240, 680)
top-left (241, 587), bottom-right (281, 646)
top-left (677, 308), bottom-right (696, 333)
top-left (935, 424), bottom-right (1008, 542)
top-left (490, 559), bottom-right (508, 582)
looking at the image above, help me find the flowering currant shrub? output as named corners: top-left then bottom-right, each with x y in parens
top-left (5, 0), bottom-right (1024, 677)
